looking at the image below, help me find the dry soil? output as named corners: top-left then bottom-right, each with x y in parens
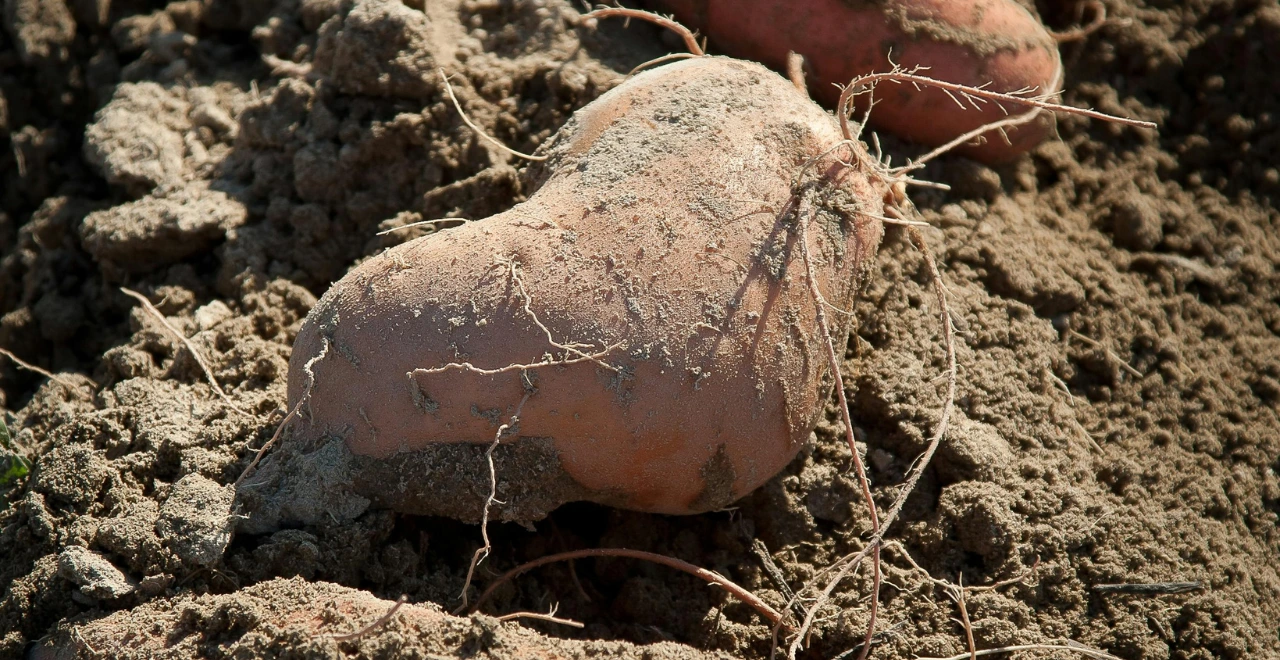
top-left (1, 1), bottom-right (1278, 659)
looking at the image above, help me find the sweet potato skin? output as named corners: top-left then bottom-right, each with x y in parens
top-left (282, 57), bottom-right (886, 521)
top-left (653, 0), bottom-right (1062, 162)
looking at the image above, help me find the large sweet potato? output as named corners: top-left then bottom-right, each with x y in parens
top-left (241, 56), bottom-right (887, 529)
top-left (652, 0), bottom-right (1063, 162)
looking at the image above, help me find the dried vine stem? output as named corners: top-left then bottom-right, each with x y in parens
top-left (465, 547), bottom-right (786, 630)
top-left (120, 287), bottom-right (248, 416)
top-left (0, 348), bottom-right (93, 401)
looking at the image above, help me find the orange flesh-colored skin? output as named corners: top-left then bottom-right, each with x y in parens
top-left (655, 0), bottom-right (1062, 162)
top-left (287, 58), bottom-right (885, 515)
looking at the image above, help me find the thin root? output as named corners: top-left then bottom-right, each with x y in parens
top-left (234, 401), bottom-right (303, 488)
top-left (843, 69), bottom-right (1152, 134)
top-left (786, 51), bottom-right (809, 98)
top-left (881, 222), bottom-right (958, 532)
top-left (899, 59), bottom-right (1066, 172)
top-left (410, 346), bottom-right (619, 380)
top-left (794, 195), bottom-right (881, 660)
top-left (834, 65), bottom-right (1152, 178)
top-left (496, 604), bottom-right (585, 628)
top-left (1050, 1), bottom-right (1123, 43)
top-left (377, 218), bottom-right (469, 236)
top-left (1068, 330), bottom-right (1143, 378)
top-left (583, 7), bottom-right (704, 56)
top-left (506, 260), bottom-right (620, 372)
top-left (628, 52), bottom-right (699, 77)
top-left (120, 288), bottom-right (249, 416)
top-left (460, 385), bottom-right (534, 609)
top-left (918, 642), bottom-right (1122, 660)
top-left (781, 217), bottom-right (960, 659)
top-left (439, 69), bottom-right (547, 162)
top-left (0, 348), bottom-right (93, 401)
top-left (327, 595), bottom-right (408, 641)
top-left (884, 541), bottom-right (1041, 660)
top-left (463, 548), bottom-right (787, 630)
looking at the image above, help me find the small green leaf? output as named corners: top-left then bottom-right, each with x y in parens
top-left (0, 417), bottom-right (10, 449)
top-left (0, 451), bottom-right (29, 487)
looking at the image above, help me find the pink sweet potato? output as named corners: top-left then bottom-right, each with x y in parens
top-left (265, 56), bottom-right (888, 524)
top-left (652, 0), bottom-right (1063, 162)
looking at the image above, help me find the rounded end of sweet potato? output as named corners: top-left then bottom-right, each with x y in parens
top-left (656, 0), bottom-right (1064, 163)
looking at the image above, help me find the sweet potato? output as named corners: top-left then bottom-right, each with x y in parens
top-left (651, 0), bottom-right (1063, 162)
top-left (251, 56), bottom-right (887, 527)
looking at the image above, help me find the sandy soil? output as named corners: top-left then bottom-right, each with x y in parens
top-left (2, 1), bottom-right (1278, 659)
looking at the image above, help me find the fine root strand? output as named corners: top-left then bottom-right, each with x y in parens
top-left (1050, 1), bottom-right (1124, 43)
top-left (496, 604), bottom-right (585, 628)
top-left (120, 287), bottom-right (248, 416)
top-left (882, 542), bottom-right (1042, 660)
top-left (411, 258), bottom-right (623, 383)
top-left (505, 259), bottom-right (620, 372)
top-left (1068, 330), bottom-right (1144, 378)
top-left (918, 643), bottom-right (1122, 660)
top-left (628, 52), bottom-right (700, 77)
top-left (777, 216), bottom-right (961, 659)
top-left (464, 547), bottom-right (786, 630)
top-left (582, 7), bottom-right (704, 56)
top-left (459, 384), bottom-right (534, 608)
top-left (794, 194), bottom-right (882, 660)
top-left (833, 65), bottom-right (1153, 183)
top-left (0, 348), bottom-right (93, 401)
top-left (233, 401), bottom-right (303, 488)
top-left (786, 51), bottom-right (809, 97)
top-left (410, 347), bottom-right (620, 380)
top-left (376, 217), bottom-right (469, 236)
top-left (842, 68), bottom-right (1153, 134)
top-left (879, 223), bottom-right (958, 533)
top-left (898, 62), bottom-right (1065, 172)
top-left (326, 595), bottom-right (409, 641)
top-left (439, 69), bottom-right (548, 162)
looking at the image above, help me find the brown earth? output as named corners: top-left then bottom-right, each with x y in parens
top-left (2, 1), bottom-right (1278, 659)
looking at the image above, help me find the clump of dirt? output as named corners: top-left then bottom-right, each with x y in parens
top-left (29, 577), bottom-right (735, 660)
top-left (2, 0), bottom-right (1279, 659)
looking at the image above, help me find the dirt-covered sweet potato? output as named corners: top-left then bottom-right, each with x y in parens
top-left (239, 56), bottom-right (886, 530)
top-left (651, 0), bottom-right (1063, 162)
